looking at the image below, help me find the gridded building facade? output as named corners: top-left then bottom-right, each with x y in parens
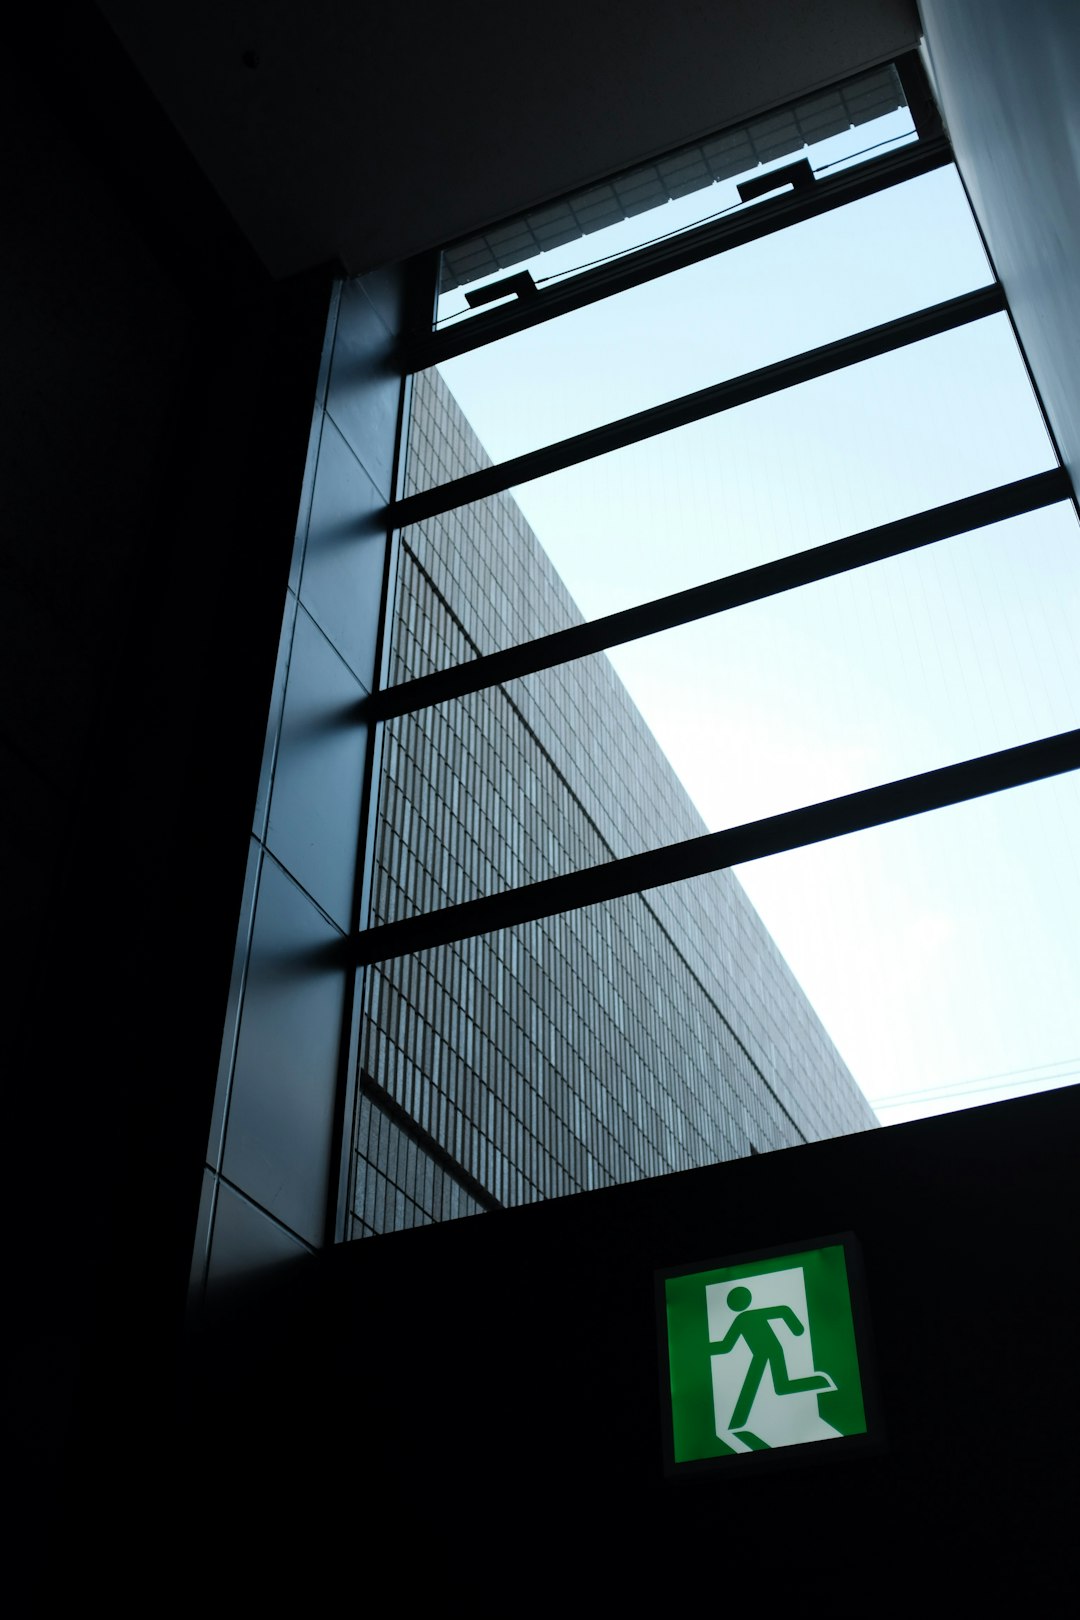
top-left (349, 369), bottom-right (876, 1237)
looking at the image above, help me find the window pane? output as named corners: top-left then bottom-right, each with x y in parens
top-left (421, 168), bottom-right (990, 480)
top-left (733, 772), bottom-right (1080, 1124)
top-left (401, 314), bottom-right (1057, 665)
top-left (357, 765), bottom-right (1080, 1226)
top-left (358, 876), bottom-right (876, 1216)
top-left (382, 501), bottom-right (1080, 902)
top-left (594, 501), bottom-right (1080, 829)
top-left (436, 64), bottom-right (915, 328)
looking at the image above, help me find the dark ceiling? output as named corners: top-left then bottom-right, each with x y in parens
top-left (98, 1), bottom-right (920, 277)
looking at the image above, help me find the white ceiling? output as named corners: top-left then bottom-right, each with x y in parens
top-left (99, 1), bottom-right (920, 277)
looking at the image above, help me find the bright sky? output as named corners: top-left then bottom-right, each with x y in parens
top-left (429, 140), bottom-right (1080, 1129)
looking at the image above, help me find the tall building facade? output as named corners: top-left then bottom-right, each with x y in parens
top-left (351, 366), bottom-right (876, 1239)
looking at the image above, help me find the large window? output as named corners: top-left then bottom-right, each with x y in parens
top-left (348, 54), bottom-right (1080, 1236)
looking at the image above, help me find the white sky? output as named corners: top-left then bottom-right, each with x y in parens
top-left (430, 140), bottom-right (1080, 1129)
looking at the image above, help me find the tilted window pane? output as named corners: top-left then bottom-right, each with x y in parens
top-left (421, 168), bottom-right (990, 481)
top-left (435, 64), bottom-right (915, 328)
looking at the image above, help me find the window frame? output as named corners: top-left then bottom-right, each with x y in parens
top-left (354, 53), bottom-right (1080, 971)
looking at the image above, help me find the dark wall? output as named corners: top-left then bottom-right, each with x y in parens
top-left (4, 11), bottom-right (429, 1603)
top-left (3, 8), bottom-right (336, 1601)
top-left (174, 1084), bottom-right (1079, 1607)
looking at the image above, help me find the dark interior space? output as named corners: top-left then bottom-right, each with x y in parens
top-left (155, 1086), bottom-right (1080, 1605)
top-left (4, 6), bottom-right (330, 1584)
top-left (5, 4), bottom-right (1078, 1607)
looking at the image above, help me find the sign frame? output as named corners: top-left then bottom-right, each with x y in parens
top-left (656, 1231), bottom-right (884, 1480)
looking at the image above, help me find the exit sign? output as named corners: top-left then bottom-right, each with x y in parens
top-left (658, 1234), bottom-right (880, 1475)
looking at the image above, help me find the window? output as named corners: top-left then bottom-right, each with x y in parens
top-left (348, 54), bottom-right (1080, 1236)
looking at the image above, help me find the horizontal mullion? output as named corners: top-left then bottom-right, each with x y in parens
top-left (372, 470), bottom-right (1071, 720)
top-left (354, 728), bottom-right (1080, 964)
top-left (390, 284), bottom-right (1006, 529)
top-left (408, 136), bottom-right (953, 370)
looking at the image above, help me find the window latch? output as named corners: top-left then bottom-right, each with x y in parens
top-left (737, 158), bottom-right (816, 204)
top-left (464, 270), bottom-right (539, 309)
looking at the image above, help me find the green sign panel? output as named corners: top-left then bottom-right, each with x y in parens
top-left (660, 1238), bottom-right (871, 1468)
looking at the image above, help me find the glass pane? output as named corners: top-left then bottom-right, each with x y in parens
top-left (356, 767), bottom-right (1080, 1230)
top-left (436, 64), bottom-right (915, 328)
top-left (383, 501), bottom-right (1080, 900)
top-left (358, 879), bottom-right (877, 1216)
top-left (402, 315), bottom-right (1057, 661)
top-left (734, 772), bottom-right (1080, 1124)
top-left (595, 501), bottom-right (1080, 830)
top-left (361, 742), bottom-right (1079, 1191)
top-left (422, 168), bottom-right (991, 480)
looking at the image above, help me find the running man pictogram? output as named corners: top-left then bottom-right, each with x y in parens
top-left (713, 1284), bottom-right (831, 1429)
top-left (664, 1244), bottom-right (867, 1464)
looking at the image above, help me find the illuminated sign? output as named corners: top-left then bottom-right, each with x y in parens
top-left (659, 1235), bottom-right (877, 1473)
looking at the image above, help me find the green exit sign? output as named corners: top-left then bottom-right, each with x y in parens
top-left (658, 1235), bottom-right (880, 1474)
